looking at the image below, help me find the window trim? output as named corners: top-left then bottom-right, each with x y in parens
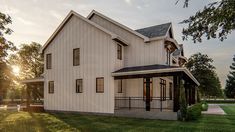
top-left (117, 44), bottom-right (122, 60)
top-left (96, 77), bottom-right (104, 93)
top-left (73, 48), bottom-right (80, 66)
top-left (76, 79), bottom-right (83, 93)
top-left (48, 81), bottom-right (54, 94)
top-left (117, 80), bottom-right (122, 93)
top-left (46, 53), bottom-right (52, 69)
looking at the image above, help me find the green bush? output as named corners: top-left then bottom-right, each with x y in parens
top-left (201, 101), bottom-right (208, 111)
top-left (186, 103), bottom-right (202, 121)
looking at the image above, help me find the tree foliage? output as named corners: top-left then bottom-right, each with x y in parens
top-left (0, 12), bottom-right (15, 101)
top-left (186, 53), bottom-right (222, 97)
top-left (9, 42), bottom-right (43, 100)
top-left (224, 55), bottom-right (235, 98)
top-left (178, 0), bottom-right (235, 42)
top-left (9, 42), bottom-right (43, 80)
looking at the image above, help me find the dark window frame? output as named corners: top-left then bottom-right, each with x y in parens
top-left (73, 48), bottom-right (80, 66)
top-left (76, 79), bottom-right (83, 93)
top-left (96, 77), bottom-right (104, 93)
top-left (48, 81), bottom-right (54, 94)
top-left (117, 80), bottom-right (122, 93)
top-left (117, 44), bottom-right (122, 60)
top-left (46, 54), bottom-right (52, 69)
top-left (169, 82), bottom-right (173, 100)
top-left (143, 78), bottom-right (153, 101)
top-left (166, 49), bottom-right (170, 65)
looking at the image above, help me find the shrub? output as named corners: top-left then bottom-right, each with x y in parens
top-left (186, 103), bottom-right (202, 121)
top-left (201, 101), bottom-right (208, 111)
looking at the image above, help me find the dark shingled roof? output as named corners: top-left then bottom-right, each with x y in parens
top-left (114, 64), bottom-right (179, 73)
top-left (135, 23), bottom-right (171, 38)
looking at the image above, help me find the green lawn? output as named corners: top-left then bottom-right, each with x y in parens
top-left (1, 105), bottom-right (235, 132)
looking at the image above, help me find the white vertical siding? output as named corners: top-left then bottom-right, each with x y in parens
top-left (90, 14), bottom-right (167, 67)
top-left (44, 15), bottom-right (116, 113)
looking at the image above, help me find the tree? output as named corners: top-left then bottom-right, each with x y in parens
top-left (177, 0), bottom-right (235, 42)
top-left (0, 12), bottom-right (16, 102)
top-left (9, 42), bottom-right (43, 101)
top-left (186, 53), bottom-right (222, 97)
top-left (224, 55), bottom-right (235, 98)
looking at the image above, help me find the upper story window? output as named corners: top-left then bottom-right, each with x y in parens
top-left (48, 81), bottom-right (54, 94)
top-left (117, 44), bottom-right (122, 60)
top-left (166, 49), bottom-right (170, 65)
top-left (96, 77), bottom-right (104, 93)
top-left (73, 48), bottom-right (80, 66)
top-left (46, 54), bottom-right (52, 69)
top-left (76, 79), bottom-right (83, 93)
top-left (117, 80), bottom-right (122, 93)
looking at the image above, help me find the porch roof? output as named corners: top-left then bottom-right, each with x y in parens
top-left (112, 64), bottom-right (200, 86)
top-left (20, 76), bottom-right (44, 84)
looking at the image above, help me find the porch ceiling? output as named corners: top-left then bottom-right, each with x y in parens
top-left (112, 64), bottom-right (199, 86)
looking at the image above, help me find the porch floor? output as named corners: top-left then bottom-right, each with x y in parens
top-left (114, 108), bottom-right (177, 120)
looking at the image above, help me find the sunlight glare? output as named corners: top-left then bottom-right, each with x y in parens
top-left (12, 65), bottom-right (20, 76)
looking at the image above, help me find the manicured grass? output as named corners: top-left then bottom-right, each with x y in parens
top-left (1, 105), bottom-right (235, 132)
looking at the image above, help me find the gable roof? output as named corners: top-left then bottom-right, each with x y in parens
top-left (87, 10), bottom-right (150, 42)
top-left (135, 23), bottom-right (172, 38)
top-left (41, 10), bottom-right (119, 54)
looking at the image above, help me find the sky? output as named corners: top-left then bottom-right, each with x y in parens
top-left (0, 0), bottom-right (234, 87)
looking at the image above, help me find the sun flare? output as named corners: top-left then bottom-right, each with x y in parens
top-left (12, 65), bottom-right (20, 76)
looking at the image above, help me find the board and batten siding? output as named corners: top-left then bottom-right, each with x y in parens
top-left (90, 14), bottom-right (168, 67)
top-left (43, 15), bottom-right (117, 114)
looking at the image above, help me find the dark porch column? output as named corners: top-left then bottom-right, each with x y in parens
top-left (173, 75), bottom-right (181, 112)
top-left (145, 78), bottom-right (151, 111)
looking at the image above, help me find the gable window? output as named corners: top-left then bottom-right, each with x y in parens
top-left (169, 82), bottom-right (173, 100)
top-left (96, 77), bottom-right (104, 93)
top-left (166, 49), bottom-right (170, 65)
top-left (117, 44), bottom-right (122, 60)
top-left (143, 78), bottom-right (153, 101)
top-left (73, 48), bottom-right (80, 66)
top-left (46, 54), bottom-right (52, 69)
top-left (117, 80), bottom-right (122, 93)
top-left (48, 81), bottom-right (54, 94)
top-left (160, 78), bottom-right (166, 101)
top-left (76, 79), bottom-right (83, 93)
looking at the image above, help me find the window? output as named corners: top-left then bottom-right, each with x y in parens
top-left (76, 79), bottom-right (83, 93)
top-left (73, 48), bottom-right (80, 66)
top-left (160, 78), bottom-right (166, 101)
top-left (46, 54), bottom-right (52, 69)
top-left (96, 77), bottom-right (104, 93)
top-left (48, 81), bottom-right (54, 94)
top-left (117, 44), bottom-right (122, 60)
top-left (143, 78), bottom-right (153, 101)
top-left (166, 49), bottom-right (170, 65)
top-left (169, 82), bottom-right (173, 100)
top-left (117, 80), bottom-right (122, 93)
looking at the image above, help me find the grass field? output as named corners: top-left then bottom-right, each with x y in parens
top-left (1, 105), bottom-right (235, 132)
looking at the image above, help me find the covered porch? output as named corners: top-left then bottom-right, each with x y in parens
top-left (112, 64), bottom-right (199, 120)
top-left (21, 77), bottom-right (44, 112)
